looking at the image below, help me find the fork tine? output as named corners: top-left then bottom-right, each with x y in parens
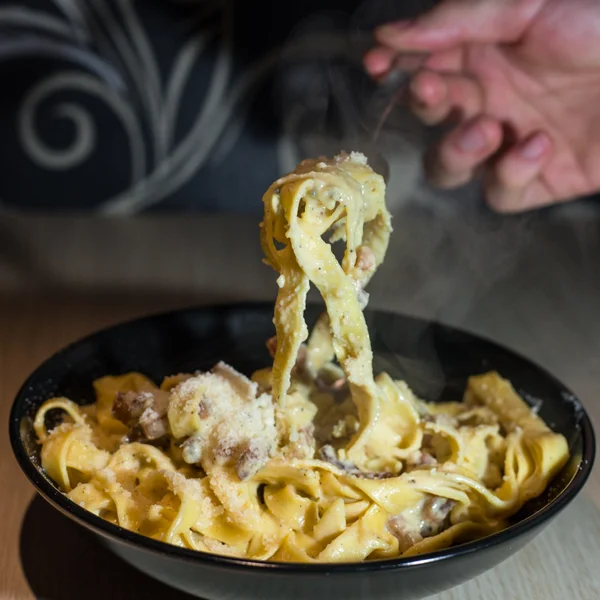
top-left (371, 52), bottom-right (430, 142)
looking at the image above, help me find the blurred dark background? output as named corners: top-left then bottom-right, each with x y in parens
top-left (0, 0), bottom-right (595, 218)
top-left (0, 0), bottom-right (434, 215)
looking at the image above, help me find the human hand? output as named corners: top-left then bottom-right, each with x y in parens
top-left (364, 0), bottom-right (600, 212)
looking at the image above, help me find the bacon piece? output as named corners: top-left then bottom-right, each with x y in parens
top-left (113, 391), bottom-right (150, 424)
top-left (236, 439), bottom-right (269, 481)
top-left (355, 245), bottom-right (376, 272)
top-left (315, 374), bottom-right (347, 394)
top-left (138, 407), bottom-right (168, 440)
top-left (421, 497), bottom-right (454, 530)
top-left (420, 497), bottom-right (455, 537)
top-left (315, 365), bottom-right (348, 400)
top-left (266, 337), bottom-right (308, 377)
top-left (319, 445), bottom-right (394, 479)
top-left (387, 496), bottom-right (455, 553)
top-left (405, 451), bottom-right (437, 469)
top-left (112, 389), bottom-right (170, 440)
top-left (387, 516), bottom-right (424, 553)
top-left (197, 399), bottom-right (211, 419)
top-left (266, 336), bottom-right (278, 358)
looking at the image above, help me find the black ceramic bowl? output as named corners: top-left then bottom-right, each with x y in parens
top-left (10, 303), bottom-right (595, 600)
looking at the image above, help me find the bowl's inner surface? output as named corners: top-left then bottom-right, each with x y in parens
top-left (13, 304), bottom-right (591, 543)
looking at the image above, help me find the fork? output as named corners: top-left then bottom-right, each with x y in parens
top-left (371, 51), bottom-right (430, 142)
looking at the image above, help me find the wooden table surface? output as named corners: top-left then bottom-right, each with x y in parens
top-left (1, 208), bottom-right (600, 599)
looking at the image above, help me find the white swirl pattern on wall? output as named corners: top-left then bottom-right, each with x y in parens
top-left (2, 0), bottom-right (361, 213)
top-left (0, 0), bottom-right (423, 214)
top-left (4, 0), bottom-right (235, 212)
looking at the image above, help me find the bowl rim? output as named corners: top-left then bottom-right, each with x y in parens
top-left (9, 301), bottom-right (597, 574)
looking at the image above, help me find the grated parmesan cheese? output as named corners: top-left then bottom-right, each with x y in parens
top-left (169, 364), bottom-right (277, 478)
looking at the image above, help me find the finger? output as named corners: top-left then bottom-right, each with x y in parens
top-left (364, 45), bottom-right (465, 81)
top-left (424, 47), bottom-right (465, 73)
top-left (363, 46), bottom-right (397, 79)
top-left (426, 115), bottom-right (504, 189)
top-left (409, 70), bottom-right (483, 125)
top-left (374, 0), bottom-right (542, 52)
top-left (408, 70), bottom-right (449, 125)
top-left (485, 131), bottom-right (554, 212)
top-left (364, 45), bottom-right (433, 81)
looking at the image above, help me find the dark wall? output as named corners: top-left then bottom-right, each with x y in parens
top-left (0, 0), bottom-right (434, 215)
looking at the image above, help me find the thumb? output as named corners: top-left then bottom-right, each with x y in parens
top-left (375, 0), bottom-right (545, 51)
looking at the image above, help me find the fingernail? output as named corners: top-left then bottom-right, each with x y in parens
top-left (456, 123), bottom-right (487, 153)
top-left (409, 77), bottom-right (427, 106)
top-left (388, 19), bottom-right (414, 31)
top-left (364, 55), bottom-right (388, 76)
top-left (519, 133), bottom-right (549, 160)
top-left (377, 20), bottom-right (414, 37)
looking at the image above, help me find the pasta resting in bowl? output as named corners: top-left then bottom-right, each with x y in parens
top-left (33, 152), bottom-right (569, 563)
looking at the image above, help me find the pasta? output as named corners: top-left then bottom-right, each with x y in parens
top-left (34, 152), bottom-right (569, 563)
